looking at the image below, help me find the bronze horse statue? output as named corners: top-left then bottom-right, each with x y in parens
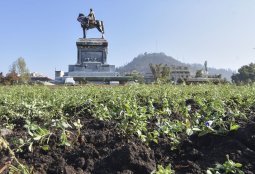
top-left (77, 13), bottom-right (104, 38)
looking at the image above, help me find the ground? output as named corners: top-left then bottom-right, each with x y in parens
top-left (1, 114), bottom-right (255, 174)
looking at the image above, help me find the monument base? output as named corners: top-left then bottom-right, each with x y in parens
top-left (73, 76), bottom-right (133, 85)
top-left (68, 38), bottom-right (117, 77)
top-left (76, 38), bottom-right (108, 65)
top-left (69, 63), bottom-right (116, 73)
top-left (55, 38), bottom-right (132, 84)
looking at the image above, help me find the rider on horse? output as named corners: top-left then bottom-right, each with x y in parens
top-left (77, 8), bottom-right (104, 38)
top-left (88, 8), bottom-right (96, 27)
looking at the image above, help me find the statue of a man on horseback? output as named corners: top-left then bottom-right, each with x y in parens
top-left (77, 8), bottom-right (104, 39)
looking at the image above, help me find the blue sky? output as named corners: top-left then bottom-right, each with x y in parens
top-left (1, 0), bottom-right (255, 78)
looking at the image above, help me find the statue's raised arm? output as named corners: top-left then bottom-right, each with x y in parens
top-left (77, 8), bottom-right (104, 39)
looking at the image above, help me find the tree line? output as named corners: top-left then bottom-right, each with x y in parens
top-left (1, 57), bottom-right (254, 85)
top-left (0, 57), bottom-right (30, 85)
top-left (231, 63), bottom-right (255, 84)
top-left (146, 62), bottom-right (255, 85)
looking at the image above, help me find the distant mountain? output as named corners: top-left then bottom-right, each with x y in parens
top-left (116, 52), bottom-right (234, 81)
top-left (116, 52), bottom-right (183, 74)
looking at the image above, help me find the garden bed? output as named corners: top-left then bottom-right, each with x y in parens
top-left (1, 85), bottom-right (255, 173)
top-left (1, 114), bottom-right (255, 174)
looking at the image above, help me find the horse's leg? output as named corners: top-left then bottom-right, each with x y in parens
top-left (98, 21), bottom-right (104, 34)
top-left (83, 28), bottom-right (87, 38)
top-left (83, 28), bottom-right (85, 38)
top-left (101, 21), bottom-right (104, 38)
top-left (96, 21), bottom-right (104, 38)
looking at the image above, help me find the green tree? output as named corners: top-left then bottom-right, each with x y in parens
top-left (162, 65), bottom-right (171, 79)
top-left (149, 64), bottom-right (161, 81)
top-left (5, 72), bottom-right (19, 85)
top-left (231, 63), bottom-right (255, 84)
top-left (130, 70), bottom-right (144, 84)
top-left (0, 72), bottom-right (4, 84)
top-left (149, 64), bottom-right (171, 83)
top-left (195, 69), bottom-right (203, 78)
top-left (10, 57), bottom-right (30, 83)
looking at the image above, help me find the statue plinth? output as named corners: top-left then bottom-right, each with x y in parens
top-left (76, 38), bottom-right (108, 46)
top-left (76, 38), bottom-right (108, 65)
top-left (68, 38), bottom-right (117, 77)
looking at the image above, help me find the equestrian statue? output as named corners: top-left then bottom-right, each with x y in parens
top-left (77, 8), bottom-right (105, 38)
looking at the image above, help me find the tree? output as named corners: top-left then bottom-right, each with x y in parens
top-left (231, 63), bottom-right (255, 84)
top-left (5, 72), bottom-right (19, 85)
top-left (177, 78), bottom-right (185, 84)
top-left (0, 72), bottom-right (4, 84)
top-left (195, 69), bottom-right (203, 78)
top-left (130, 70), bottom-right (144, 84)
top-left (149, 64), bottom-right (171, 83)
top-left (10, 57), bottom-right (30, 83)
top-left (162, 65), bottom-right (171, 79)
top-left (149, 64), bottom-right (161, 81)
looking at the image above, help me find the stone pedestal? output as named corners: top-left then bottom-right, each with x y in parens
top-left (76, 38), bottom-right (108, 64)
top-left (68, 38), bottom-right (118, 77)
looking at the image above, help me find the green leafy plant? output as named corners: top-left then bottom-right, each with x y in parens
top-left (156, 118), bottom-right (184, 149)
top-left (52, 118), bottom-right (72, 146)
top-left (0, 84), bottom-right (254, 172)
top-left (152, 164), bottom-right (175, 174)
top-left (24, 120), bottom-right (52, 151)
top-left (207, 155), bottom-right (244, 174)
top-left (9, 164), bottom-right (33, 174)
top-left (73, 118), bottom-right (83, 137)
top-left (0, 136), bottom-right (33, 174)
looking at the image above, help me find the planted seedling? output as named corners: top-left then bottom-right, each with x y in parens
top-left (52, 118), bottom-right (72, 146)
top-left (152, 164), bottom-right (175, 174)
top-left (24, 120), bottom-right (52, 151)
top-left (0, 136), bottom-right (33, 174)
top-left (207, 155), bottom-right (244, 174)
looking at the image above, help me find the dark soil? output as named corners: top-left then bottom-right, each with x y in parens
top-left (1, 114), bottom-right (255, 174)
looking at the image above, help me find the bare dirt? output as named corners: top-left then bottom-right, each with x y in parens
top-left (1, 114), bottom-right (255, 174)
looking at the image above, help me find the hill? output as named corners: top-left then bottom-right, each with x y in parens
top-left (116, 52), bottom-right (234, 80)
